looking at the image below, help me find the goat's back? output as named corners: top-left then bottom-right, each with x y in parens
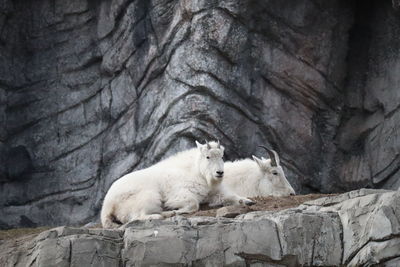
top-left (223, 159), bottom-right (264, 196)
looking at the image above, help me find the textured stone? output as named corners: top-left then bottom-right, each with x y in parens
top-left (216, 205), bottom-right (251, 218)
top-left (1, 189), bottom-right (400, 266)
top-left (0, 0), bottom-right (399, 229)
top-left (303, 189), bottom-right (400, 265)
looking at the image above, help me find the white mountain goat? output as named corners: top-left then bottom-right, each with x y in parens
top-left (101, 141), bottom-right (255, 228)
top-left (210, 146), bottom-right (295, 204)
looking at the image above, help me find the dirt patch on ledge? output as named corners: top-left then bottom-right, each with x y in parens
top-left (189, 193), bottom-right (337, 217)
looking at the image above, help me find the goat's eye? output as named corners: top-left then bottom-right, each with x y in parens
top-left (206, 156), bottom-right (210, 159)
top-left (272, 171), bottom-right (278, 175)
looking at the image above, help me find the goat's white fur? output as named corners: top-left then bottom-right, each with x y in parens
top-left (101, 141), bottom-right (253, 228)
top-left (210, 150), bottom-right (295, 204)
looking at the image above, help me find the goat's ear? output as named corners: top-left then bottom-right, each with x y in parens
top-left (196, 140), bottom-right (206, 154)
top-left (274, 152), bottom-right (280, 166)
top-left (195, 140), bottom-right (203, 149)
top-left (252, 155), bottom-right (263, 168)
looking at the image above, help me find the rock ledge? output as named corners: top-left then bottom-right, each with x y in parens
top-left (1, 189), bottom-right (399, 266)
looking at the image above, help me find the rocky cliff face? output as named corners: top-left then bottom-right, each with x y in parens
top-left (0, 0), bottom-right (399, 228)
top-left (1, 189), bottom-right (400, 266)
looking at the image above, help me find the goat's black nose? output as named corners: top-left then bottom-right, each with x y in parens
top-left (290, 193), bottom-right (295, 196)
top-left (216, 171), bottom-right (224, 176)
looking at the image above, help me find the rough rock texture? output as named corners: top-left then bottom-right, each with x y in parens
top-left (335, 0), bottom-right (400, 192)
top-left (1, 189), bottom-right (400, 266)
top-left (1, 0), bottom-right (399, 228)
top-left (216, 205), bottom-right (251, 218)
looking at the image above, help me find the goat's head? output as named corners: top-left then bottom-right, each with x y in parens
top-left (196, 140), bottom-right (225, 186)
top-left (252, 146), bottom-right (295, 196)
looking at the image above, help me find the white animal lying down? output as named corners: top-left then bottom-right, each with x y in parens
top-left (210, 146), bottom-right (295, 205)
top-left (101, 141), bottom-right (255, 228)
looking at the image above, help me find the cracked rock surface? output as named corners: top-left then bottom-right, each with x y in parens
top-left (1, 0), bottom-right (400, 228)
top-left (1, 189), bottom-right (399, 266)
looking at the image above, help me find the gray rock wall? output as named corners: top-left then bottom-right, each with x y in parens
top-left (1, 189), bottom-right (400, 266)
top-left (0, 0), bottom-right (399, 228)
top-left (335, 0), bottom-right (400, 191)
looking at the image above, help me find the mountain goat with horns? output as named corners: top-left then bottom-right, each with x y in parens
top-left (209, 146), bottom-right (295, 206)
top-left (101, 140), bottom-right (255, 228)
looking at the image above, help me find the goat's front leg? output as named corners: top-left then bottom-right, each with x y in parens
top-left (219, 187), bottom-right (256, 206)
top-left (223, 193), bottom-right (255, 206)
top-left (164, 195), bottom-right (200, 215)
top-left (174, 202), bottom-right (199, 214)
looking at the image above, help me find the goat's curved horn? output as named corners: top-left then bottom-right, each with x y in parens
top-left (259, 146), bottom-right (279, 167)
top-left (206, 141), bottom-right (211, 149)
top-left (217, 140), bottom-right (220, 148)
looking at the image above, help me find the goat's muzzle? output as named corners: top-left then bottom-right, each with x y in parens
top-left (216, 171), bottom-right (224, 178)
